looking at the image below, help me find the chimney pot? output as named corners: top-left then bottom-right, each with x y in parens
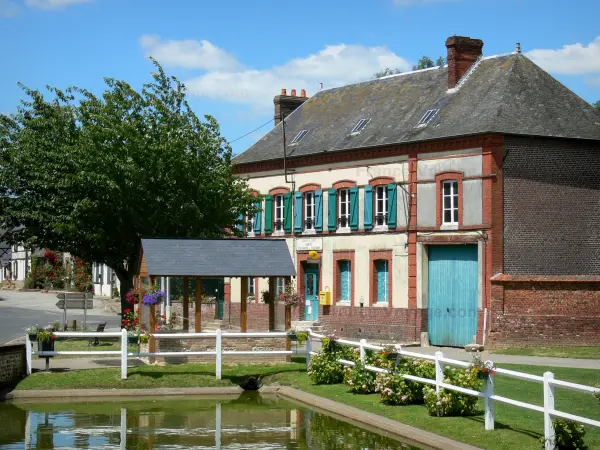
top-left (291, 89), bottom-right (297, 96)
top-left (281, 88), bottom-right (287, 95)
top-left (445, 36), bottom-right (484, 89)
top-left (301, 89), bottom-right (306, 97)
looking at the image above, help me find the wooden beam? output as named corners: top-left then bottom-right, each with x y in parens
top-left (284, 276), bottom-right (292, 362)
top-left (195, 277), bottom-right (202, 333)
top-left (240, 276), bottom-right (248, 333)
top-left (268, 277), bottom-right (277, 331)
top-left (183, 276), bottom-right (189, 332)
top-left (149, 304), bottom-right (156, 364)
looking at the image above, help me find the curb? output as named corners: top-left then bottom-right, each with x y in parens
top-left (275, 386), bottom-right (482, 450)
top-left (1, 386), bottom-right (243, 401)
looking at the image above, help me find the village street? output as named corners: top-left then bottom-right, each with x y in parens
top-left (0, 290), bottom-right (120, 345)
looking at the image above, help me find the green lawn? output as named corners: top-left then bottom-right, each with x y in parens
top-left (48, 338), bottom-right (138, 359)
top-left (492, 346), bottom-right (600, 359)
top-left (13, 360), bottom-right (600, 450)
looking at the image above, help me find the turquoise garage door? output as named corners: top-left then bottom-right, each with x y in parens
top-left (428, 245), bottom-right (478, 347)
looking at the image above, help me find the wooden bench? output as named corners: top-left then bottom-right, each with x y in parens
top-left (88, 322), bottom-right (107, 347)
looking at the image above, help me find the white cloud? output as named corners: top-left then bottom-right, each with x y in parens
top-left (527, 37), bottom-right (600, 75)
top-left (0, 0), bottom-right (20, 17)
top-left (139, 35), bottom-right (240, 71)
top-left (178, 42), bottom-right (410, 111)
top-left (26, 0), bottom-right (92, 8)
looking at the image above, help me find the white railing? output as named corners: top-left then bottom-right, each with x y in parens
top-left (26, 329), bottom-right (291, 381)
top-left (307, 330), bottom-right (600, 450)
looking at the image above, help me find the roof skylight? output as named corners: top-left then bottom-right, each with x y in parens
top-left (290, 129), bottom-right (309, 144)
top-left (417, 109), bottom-right (439, 126)
top-left (351, 118), bottom-right (370, 133)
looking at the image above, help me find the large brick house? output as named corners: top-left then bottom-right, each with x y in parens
top-left (229, 36), bottom-right (600, 347)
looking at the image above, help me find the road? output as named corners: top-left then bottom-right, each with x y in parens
top-left (0, 290), bottom-right (121, 345)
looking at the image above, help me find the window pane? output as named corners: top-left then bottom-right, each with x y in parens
top-left (452, 181), bottom-right (458, 192)
top-left (443, 182), bottom-right (450, 195)
top-left (340, 261), bottom-right (350, 301)
top-left (444, 210), bottom-right (452, 223)
top-left (444, 196), bottom-right (451, 208)
top-left (306, 274), bottom-right (315, 296)
top-left (453, 210), bottom-right (459, 223)
top-left (375, 260), bottom-right (388, 302)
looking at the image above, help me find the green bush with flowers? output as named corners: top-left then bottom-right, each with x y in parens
top-left (423, 366), bottom-right (482, 417)
top-left (375, 358), bottom-right (436, 405)
top-left (343, 362), bottom-right (377, 394)
top-left (308, 335), bottom-right (359, 385)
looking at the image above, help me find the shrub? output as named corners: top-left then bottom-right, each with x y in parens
top-left (367, 347), bottom-right (397, 370)
top-left (423, 366), bottom-right (481, 417)
top-left (344, 363), bottom-right (377, 394)
top-left (540, 420), bottom-right (587, 450)
top-left (374, 358), bottom-right (436, 405)
top-left (307, 339), bottom-right (359, 385)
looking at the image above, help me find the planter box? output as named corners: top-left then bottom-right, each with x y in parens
top-left (37, 339), bottom-right (55, 358)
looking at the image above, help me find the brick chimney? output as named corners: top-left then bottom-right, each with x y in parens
top-left (445, 36), bottom-right (484, 89)
top-left (273, 88), bottom-right (308, 126)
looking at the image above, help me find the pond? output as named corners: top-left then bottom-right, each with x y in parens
top-left (0, 392), bottom-right (423, 449)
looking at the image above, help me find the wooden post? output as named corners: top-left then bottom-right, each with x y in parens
top-left (149, 304), bottom-right (156, 364)
top-left (285, 304), bottom-right (292, 362)
top-left (195, 277), bottom-right (202, 333)
top-left (240, 276), bottom-right (248, 333)
top-left (183, 276), bottom-right (189, 331)
top-left (268, 277), bottom-right (276, 331)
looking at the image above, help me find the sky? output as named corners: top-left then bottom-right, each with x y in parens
top-left (1, 0), bottom-right (599, 154)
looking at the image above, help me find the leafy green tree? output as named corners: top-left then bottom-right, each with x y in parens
top-left (373, 67), bottom-right (403, 78)
top-left (594, 100), bottom-right (600, 112)
top-left (374, 55), bottom-right (446, 78)
top-left (0, 60), bottom-right (256, 313)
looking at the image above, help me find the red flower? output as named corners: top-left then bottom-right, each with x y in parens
top-left (51, 335), bottom-right (56, 340)
top-left (161, 314), bottom-right (166, 318)
top-left (124, 309), bottom-right (131, 314)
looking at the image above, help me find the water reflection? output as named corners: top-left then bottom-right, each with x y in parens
top-left (0, 393), bottom-right (420, 449)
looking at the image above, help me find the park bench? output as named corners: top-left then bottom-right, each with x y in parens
top-left (88, 322), bottom-right (107, 347)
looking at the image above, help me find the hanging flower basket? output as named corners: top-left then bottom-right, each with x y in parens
top-left (142, 286), bottom-right (166, 305)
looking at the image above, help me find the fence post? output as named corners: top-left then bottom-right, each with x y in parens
top-left (359, 339), bottom-right (366, 364)
top-left (120, 328), bottom-right (128, 380)
top-left (216, 329), bottom-right (222, 380)
top-left (484, 373), bottom-right (495, 430)
top-left (543, 371), bottom-right (556, 450)
top-left (306, 331), bottom-right (312, 366)
top-left (25, 334), bottom-right (32, 375)
top-left (434, 351), bottom-right (444, 394)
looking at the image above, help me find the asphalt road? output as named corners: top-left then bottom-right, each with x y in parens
top-left (0, 290), bottom-right (120, 345)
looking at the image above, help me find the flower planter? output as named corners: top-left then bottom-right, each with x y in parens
top-left (287, 332), bottom-right (298, 341)
top-left (28, 334), bottom-right (38, 342)
top-left (127, 336), bottom-right (139, 345)
top-left (37, 339), bottom-right (55, 358)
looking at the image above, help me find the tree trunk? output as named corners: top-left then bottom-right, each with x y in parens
top-left (116, 270), bottom-right (134, 317)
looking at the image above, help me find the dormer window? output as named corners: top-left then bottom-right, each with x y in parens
top-left (351, 118), bottom-right (370, 134)
top-left (290, 129), bottom-right (309, 144)
top-left (416, 109), bottom-right (439, 127)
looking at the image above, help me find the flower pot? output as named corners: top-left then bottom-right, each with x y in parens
top-left (28, 334), bottom-right (38, 342)
top-left (127, 336), bottom-right (139, 345)
top-left (287, 332), bottom-right (298, 341)
top-left (37, 339), bottom-right (55, 358)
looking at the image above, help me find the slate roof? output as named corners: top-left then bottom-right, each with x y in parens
top-left (140, 238), bottom-right (296, 277)
top-left (234, 54), bottom-right (600, 165)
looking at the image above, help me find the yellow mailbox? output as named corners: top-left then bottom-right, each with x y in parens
top-left (319, 287), bottom-right (332, 306)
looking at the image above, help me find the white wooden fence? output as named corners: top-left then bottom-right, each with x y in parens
top-left (306, 330), bottom-right (600, 450)
top-left (26, 329), bottom-right (291, 381)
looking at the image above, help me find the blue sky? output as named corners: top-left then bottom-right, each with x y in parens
top-left (1, 0), bottom-right (599, 154)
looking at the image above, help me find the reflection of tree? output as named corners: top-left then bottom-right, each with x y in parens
top-left (308, 413), bottom-right (420, 450)
top-left (0, 403), bottom-right (26, 446)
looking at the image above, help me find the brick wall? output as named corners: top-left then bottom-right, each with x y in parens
top-left (0, 344), bottom-right (26, 389)
top-left (171, 302), bottom-right (275, 331)
top-left (488, 280), bottom-right (600, 347)
top-left (318, 305), bottom-right (425, 343)
top-left (503, 136), bottom-right (600, 275)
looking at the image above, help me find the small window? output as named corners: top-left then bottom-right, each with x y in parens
top-left (338, 189), bottom-right (350, 229)
top-left (375, 186), bottom-right (388, 227)
top-left (290, 130), bottom-right (308, 144)
top-left (246, 214), bottom-right (255, 233)
top-left (417, 109), bottom-right (439, 126)
top-left (375, 260), bottom-right (389, 303)
top-left (248, 277), bottom-right (256, 296)
top-left (338, 260), bottom-right (351, 302)
top-left (442, 180), bottom-right (459, 225)
top-left (351, 118), bottom-right (370, 133)
top-left (304, 192), bottom-right (315, 231)
top-left (276, 277), bottom-right (286, 297)
top-left (274, 195), bottom-right (284, 231)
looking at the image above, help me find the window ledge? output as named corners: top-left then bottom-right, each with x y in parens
top-left (246, 232), bottom-right (255, 237)
top-left (272, 230), bottom-right (285, 237)
top-left (373, 302), bottom-right (389, 307)
top-left (302, 229), bottom-right (317, 235)
top-left (337, 301), bottom-right (352, 306)
top-left (373, 226), bottom-right (389, 232)
top-left (336, 228), bottom-right (351, 234)
top-left (440, 223), bottom-right (459, 230)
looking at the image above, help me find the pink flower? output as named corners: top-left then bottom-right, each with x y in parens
top-left (362, 384), bottom-right (366, 389)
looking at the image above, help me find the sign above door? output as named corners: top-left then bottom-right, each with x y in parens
top-left (297, 237), bottom-right (323, 251)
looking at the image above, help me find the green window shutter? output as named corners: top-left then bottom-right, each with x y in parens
top-left (283, 192), bottom-right (292, 233)
top-left (387, 184), bottom-right (397, 229)
top-left (349, 187), bottom-right (359, 230)
top-left (236, 214), bottom-right (243, 232)
top-left (253, 200), bottom-right (262, 234)
top-left (294, 192), bottom-right (303, 233)
top-left (364, 186), bottom-right (373, 230)
top-left (315, 190), bottom-right (323, 232)
top-left (264, 195), bottom-right (273, 234)
top-left (328, 188), bottom-right (337, 231)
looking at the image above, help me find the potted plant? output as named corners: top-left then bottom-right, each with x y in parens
top-left (470, 352), bottom-right (496, 380)
top-left (121, 308), bottom-right (140, 343)
top-left (127, 331), bottom-right (140, 344)
top-left (37, 328), bottom-right (56, 357)
top-left (142, 285), bottom-right (166, 306)
top-left (25, 325), bottom-right (40, 341)
top-left (139, 333), bottom-right (150, 345)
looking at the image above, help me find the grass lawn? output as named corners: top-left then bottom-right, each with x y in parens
top-left (49, 338), bottom-right (138, 359)
top-left (13, 360), bottom-right (600, 450)
top-left (492, 346), bottom-right (600, 359)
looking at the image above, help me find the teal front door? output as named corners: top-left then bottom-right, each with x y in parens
top-left (428, 245), bottom-right (478, 347)
top-left (304, 265), bottom-right (319, 321)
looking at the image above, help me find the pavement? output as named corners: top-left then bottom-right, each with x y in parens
top-left (0, 289), bottom-right (121, 345)
top-left (30, 356), bottom-right (146, 371)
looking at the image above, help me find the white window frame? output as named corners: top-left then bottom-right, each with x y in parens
top-left (374, 186), bottom-right (388, 229)
top-left (276, 277), bottom-right (286, 297)
top-left (442, 180), bottom-right (459, 227)
top-left (248, 277), bottom-right (256, 296)
top-left (338, 189), bottom-right (350, 231)
top-left (338, 260), bottom-right (351, 303)
top-left (304, 192), bottom-right (316, 232)
top-left (246, 214), bottom-right (255, 235)
top-left (274, 195), bottom-right (284, 232)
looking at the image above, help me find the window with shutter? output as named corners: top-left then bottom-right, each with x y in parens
top-left (274, 195), bottom-right (284, 231)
